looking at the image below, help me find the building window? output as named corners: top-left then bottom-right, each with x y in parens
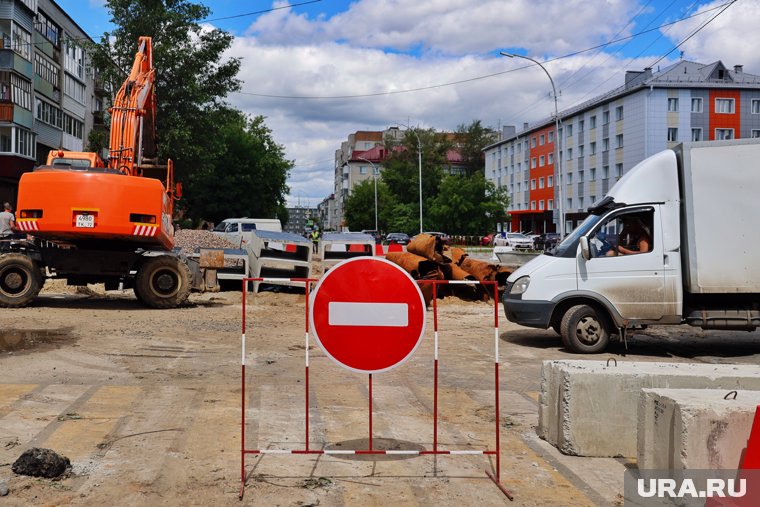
top-left (615, 134), bottom-right (624, 149)
top-left (34, 11), bottom-right (60, 46)
top-left (566, 148), bottom-right (573, 160)
top-left (566, 124), bottom-right (573, 137)
top-left (752, 99), bottom-right (760, 115)
top-left (590, 167), bottom-right (596, 180)
top-left (715, 128), bottom-right (734, 140)
top-left (531, 137), bottom-right (536, 148)
top-left (603, 137), bottom-right (609, 151)
top-left (539, 177), bottom-right (544, 189)
top-left (531, 157), bottom-right (537, 169)
top-left (539, 200), bottom-right (545, 210)
top-left (578, 145), bottom-right (584, 158)
top-left (530, 179), bottom-right (536, 190)
top-left (615, 163), bottom-right (623, 177)
top-left (64, 38), bottom-right (85, 79)
top-left (12, 25), bottom-right (31, 61)
top-left (34, 53), bottom-right (59, 86)
top-left (566, 197), bottom-right (572, 210)
top-left (10, 74), bottom-right (31, 110)
top-left (667, 98), bottom-right (679, 112)
top-left (64, 75), bottom-right (85, 104)
top-left (714, 98), bottom-right (735, 114)
top-left (35, 98), bottom-right (63, 129)
top-left (752, 130), bottom-right (760, 139)
top-left (359, 166), bottom-right (367, 175)
top-left (566, 172), bottom-right (572, 184)
top-left (578, 120), bottom-right (584, 133)
top-left (667, 128), bottom-right (678, 142)
top-left (539, 134), bottom-right (545, 145)
top-left (531, 200), bottom-right (536, 210)
top-left (691, 97), bottom-right (703, 113)
top-left (603, 166), bottom-right (609, 179)
top-left (547, 175), bottom-right (553, 187)
top-left (603, 111), bottom-right (609, 124)
top-left (590, 115), bottom-right (596, 129)
top-left (12, 127), bottom-right (35, 158)
top-left (548, 199), bottom-right (553, 210)
top-left (63, 113), bottom-right (83, 139)
top-left (615, 106), bottom-right (624, 121)
top-left (548, 153), bottom-right (553, 165)
top-left (539, 155), bottom-right (545, 167)
top-left (548, 130), bottom-right (554, 143)
top-left (578, 170), bottom-right (584, 182)
top-left (691, 128), bottom-right (702, 141)
top-left (590, 142), bottom-right (596, 155)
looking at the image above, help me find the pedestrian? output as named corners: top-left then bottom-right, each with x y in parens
top-left (0, 202), bottom-right (16, 238)
top-left (311, 228), bottom-right (320, 253)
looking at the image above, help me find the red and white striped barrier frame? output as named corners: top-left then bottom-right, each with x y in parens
top-left (239, 277), bottom-right (513, 501)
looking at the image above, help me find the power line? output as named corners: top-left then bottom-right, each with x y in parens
top-left (203, 0), bottom-right (323, 23)
top-left (232, 1), bottom-right (732, 100)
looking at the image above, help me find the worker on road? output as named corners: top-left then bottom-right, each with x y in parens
top-left (311, 229), bottom-right (320, 253)
top-left (0, 202), bottom-right (17, 238)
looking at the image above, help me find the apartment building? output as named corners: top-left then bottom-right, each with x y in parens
top-left (0, 0), bottom-right (99, 204)
top-left (485, 60), bottom-right (760, 234)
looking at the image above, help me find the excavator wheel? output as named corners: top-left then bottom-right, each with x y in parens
top-left (134, 255), bottom-right (191, 309)
top-left (0, 253), bottom-right (43, 308)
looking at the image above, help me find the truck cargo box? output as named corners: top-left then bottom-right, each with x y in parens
top-left (678, 139), bottom-right (760, 294)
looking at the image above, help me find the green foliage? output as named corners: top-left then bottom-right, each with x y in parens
top-left (343, 121), bottom-right (507, 235)
top-left (88, 0), bottom-right (291, 224)
top-left (183, 110), bottom-right (292, 224)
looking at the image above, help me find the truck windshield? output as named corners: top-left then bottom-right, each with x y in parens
top-left (553, 214), bottom-right (603, 258)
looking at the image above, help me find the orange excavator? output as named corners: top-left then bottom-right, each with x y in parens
top-left (0, 37), bottom-right (216, 308)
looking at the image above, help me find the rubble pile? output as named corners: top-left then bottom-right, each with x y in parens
top-left (385, 234), bottom-right (512, 306)
top-left (173, 229), bottom-right (237, 255)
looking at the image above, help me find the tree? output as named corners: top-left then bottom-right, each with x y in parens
top-left (343, 179), bottom-right (394, 232)
top-left (427, 174), bottom-right (509, 235)
top-left (88, 1), bottom-right (291, 224)
top-left (455, 120), bottom-right (499, 175)
top-left (183, 109), bottom-right (292, 224)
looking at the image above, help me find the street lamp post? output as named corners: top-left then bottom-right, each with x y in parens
top-left (357, 156), bottom-right (379, 231)
top-left (395, 123), bottom-right (424, 234)
top-left (500, 52), bottom-right (565, 238)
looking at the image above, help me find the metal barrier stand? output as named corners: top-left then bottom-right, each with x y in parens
top-left (239, 277), bottom-right (513, 501)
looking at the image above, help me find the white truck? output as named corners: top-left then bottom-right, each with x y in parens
top-left (212, 218), bottom-right (282, 247)
top-left (503, 139), bottom-right (760, 353)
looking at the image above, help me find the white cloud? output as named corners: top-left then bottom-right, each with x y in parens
top-left (220, 0), bottom-right (757, 204)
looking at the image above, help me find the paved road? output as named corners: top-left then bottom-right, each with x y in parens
top-left (1, 289), bottom-right (760, 506)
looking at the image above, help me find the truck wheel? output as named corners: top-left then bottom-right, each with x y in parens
top-left (0, 254), bottom-right (43, 308)
top-left (134, 256), bottom-right (191, 309)
top-left (560, 304), bottom-right (610, 353)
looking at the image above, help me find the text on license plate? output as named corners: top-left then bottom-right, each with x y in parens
top-left (75, 214), bottom-right (95, 228)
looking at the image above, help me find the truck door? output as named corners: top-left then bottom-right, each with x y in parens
top-left (578, 206), bottom-right (667, 321)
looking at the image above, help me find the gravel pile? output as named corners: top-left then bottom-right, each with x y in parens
top-left (174, 229), bottom-right (237, 254)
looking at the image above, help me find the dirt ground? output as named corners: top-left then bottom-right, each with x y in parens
top-left (2, 272), bottom-right (760, 506)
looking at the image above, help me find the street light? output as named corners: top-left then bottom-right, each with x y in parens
top-left (395, 123), bottom-right (423, 234)
top-left (500, 52), bottom-right (565, 238)
top-left (357, 156), bottom-right (379, 231)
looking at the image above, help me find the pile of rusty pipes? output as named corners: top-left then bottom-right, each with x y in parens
top-left (385, 234), bottom-right (513, 306)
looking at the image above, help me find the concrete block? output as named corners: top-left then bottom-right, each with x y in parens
top-left (538, 360), bottom-right (760, 458)
top-left (638, 388), bottom-right (760, 470)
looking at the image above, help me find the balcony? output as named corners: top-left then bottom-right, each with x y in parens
top-left (0, 49), bottom-right (32, 76)
top-left (0, 101), bottom-right (12, 122)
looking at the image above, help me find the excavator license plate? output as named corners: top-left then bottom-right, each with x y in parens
top-left (75, 214), bottom-right (95, 228)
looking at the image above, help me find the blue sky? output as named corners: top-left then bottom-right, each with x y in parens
top-left (54, 1), bottom-right (757, 206)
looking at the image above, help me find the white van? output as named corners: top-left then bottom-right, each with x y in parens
top-left (213, 218), bottom-right (282, 247)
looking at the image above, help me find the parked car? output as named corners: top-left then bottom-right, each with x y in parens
top-left (423, 231), bottom-right (450, 245)
top-left (534, 232), bottom-right (561, 251)
top-left (385, 232), bottom-right (411, 245)
top-left (494, 232), bottom-right (533, 249)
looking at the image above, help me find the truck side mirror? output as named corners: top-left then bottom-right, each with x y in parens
top-left (579, 237), bottom-right (591, 260)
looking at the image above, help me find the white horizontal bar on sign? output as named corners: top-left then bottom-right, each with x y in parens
top-left (324, 450), bottom-right (356, 455)
top-left (447, 281), bottom-right (481, 285)
top-left (328, 302), bottom-right (408, 327)
top-left (449, 450), bottom-right (485, 455)
top-left (259, 449), bottom-right (293, 454)
top-left (260, 278), bottom-right (301, 283)
top-left (385, 450), bottom-right (420, 455)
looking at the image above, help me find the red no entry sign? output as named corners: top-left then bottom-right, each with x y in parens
top-left (309, 257), bottom-right (427, 374)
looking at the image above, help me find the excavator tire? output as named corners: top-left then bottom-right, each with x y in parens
top-left (134, 255), bottom-right (191, 309)
top-left (0, 253), bottom-right (43, 308)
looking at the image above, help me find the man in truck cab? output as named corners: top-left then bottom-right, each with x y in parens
top-left (606, 215), bottom-right (651, 256)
